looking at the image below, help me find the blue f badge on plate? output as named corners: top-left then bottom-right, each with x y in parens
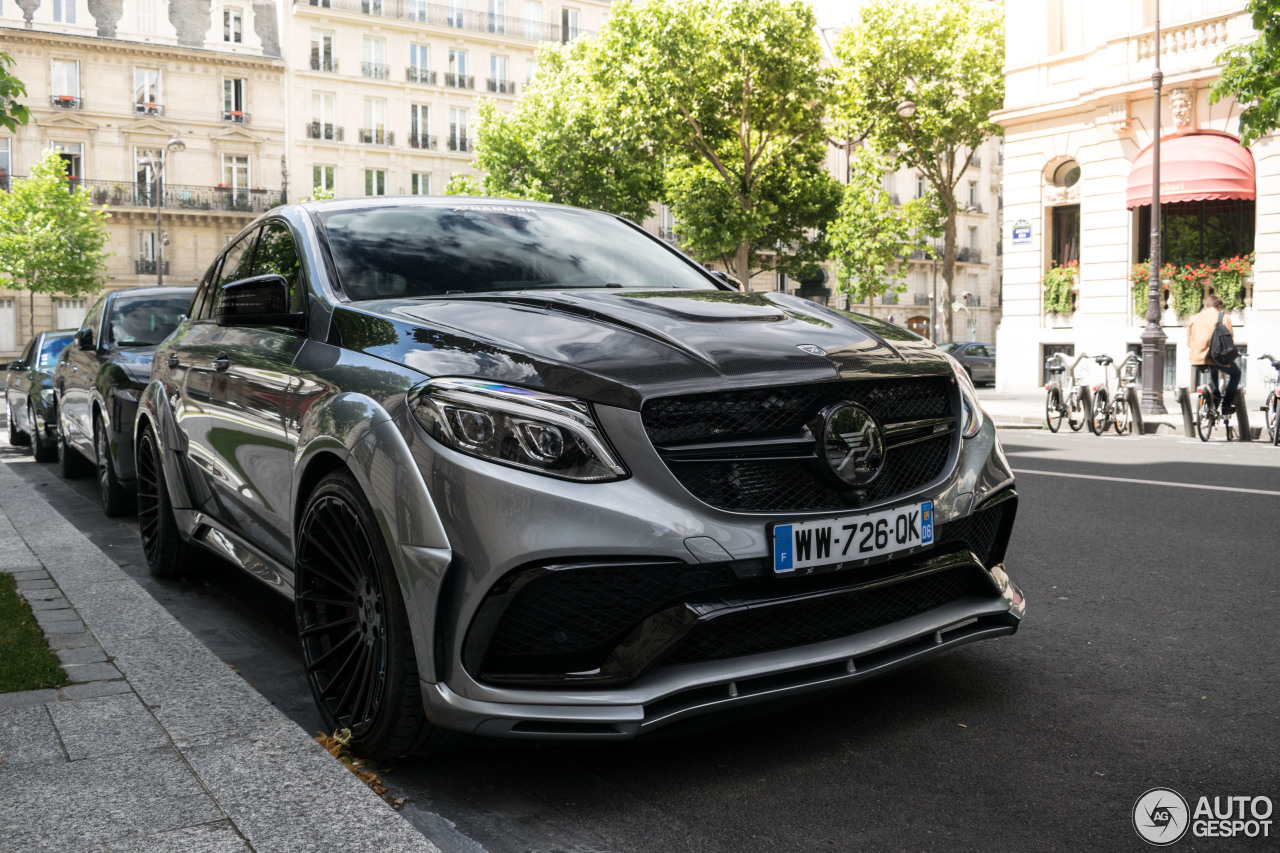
top-left (921, 501), bottom-right (934, 544)
top-left (773, 525), bottom-right (794, 573)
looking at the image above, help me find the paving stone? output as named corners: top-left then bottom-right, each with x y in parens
top-left (58, 681), bottom-right (134, 701)
top-left (103, 820), bottom-right (251, 853)
top-left (48, 694), bottom-right (169, 761)
top-left (16, 578), bottom-right (56, 591)
top-left (35, 608), bottom-right (84, 624)
top-left (0, 689), bottom-right (60, 709)
top-left (48, 631), bottom-right (100, 650)
top-left (0, 705), bottom-right (65, 769)
top-left (62, 662), bottom-right (123, 684)
top-left (177, 720), bottom-right (440, 853)
top-left (67, 579), bottom-right (187, 647)
top-left (56, 646), bottom-right (108, 665)
top-left (9, 569), bottom-right (49, 582)
top-left (0, 748), bottom-right (221, 851)
top-left (42, 618), bottom-right (87, 635)
top-left (19, 587), bottom-right (63, 600)
top-left (27, 597), bottom-right (71, 612)
top-left (111, 635), bottom-right (279, 739)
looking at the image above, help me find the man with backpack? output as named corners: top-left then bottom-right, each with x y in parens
top-left (1187, 294), bottom-right (1241, 415)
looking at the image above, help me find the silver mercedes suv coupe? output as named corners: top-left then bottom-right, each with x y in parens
top-left (137, 198), bottom-right (1025, 758)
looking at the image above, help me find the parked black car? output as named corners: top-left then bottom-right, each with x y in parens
top-left (940, 341), bottom-right (997, 386)
top-left (54, 286), bottom-right (194, 516)
top-left (136, 199), bottom-right (1024, 759)
top-left (5, 329), bottom-right (76, 461)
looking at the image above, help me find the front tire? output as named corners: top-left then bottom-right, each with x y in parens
top-left (1196, 393), bottom-right (1215, 442)
top-left (1067, 390), bottom-right (1086, 431)
top-left (1045, 389), bottom-right (1063, 433)
top-left (7, 401), bottom-right (29, 447)
top-left (1089, 389), bottom-right (1109, 435)
top-left (136, 425), bottom-right (210, 578)
top-left (57, 413), bottom-right (92, 478)
top-left (295, 470), bottom-right (446, 759)
top-left (95, 413), bottom-right (132, 517)
top-left (31, 404), bottom-right (57, 462)
top-left (1112, 395), bottom-right (1130, 435)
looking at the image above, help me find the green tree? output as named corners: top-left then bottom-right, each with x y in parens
top-left (0, 150), bottom-right (111, 338)
top-left (828, 150), bottom-right (940, 316)
top-left (1210, 0), bottom-right (1280, 145)
top-left (598, 0), bottom-right (841, 283)
top-left (0, 50), bottom-right (30, 133)
top-left (443, 173), bottom-right (484, 196)
top-left (833, 0), bottom-right (1004, 341)
top-left (473, 39), bottom-right (661, 223)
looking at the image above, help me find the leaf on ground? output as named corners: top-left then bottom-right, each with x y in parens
top-left (314, 729), bottom-right (408, 811)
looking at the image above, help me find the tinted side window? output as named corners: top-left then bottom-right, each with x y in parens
top-left (251, 221), bottom-right (305, 312)
top-left (20, 338), bottom-right (37, 366)
top-left (190, 257), bottom-right (224, 321)
top-left (211, 228), bottom-right (261, 317)
top-left (81, 296), bottom-right (108, 346)
top-left (38, 335), bottom-right (73, 368)
top-left (968, 345), bottom-right (988, 358)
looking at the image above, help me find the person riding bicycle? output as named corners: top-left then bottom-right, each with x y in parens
top-left (1187, 294), bottom-right (1240, 416)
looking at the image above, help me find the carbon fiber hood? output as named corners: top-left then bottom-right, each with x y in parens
top-left (332, 289), bottom-right (950, 409)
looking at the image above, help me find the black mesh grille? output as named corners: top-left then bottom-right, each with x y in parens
top-left (642, 376), bottom-right (953, 445)
top-left (936, 499), bottom-right (1009, 567)
top-left (663, 567), bottom-right (989, 665)
top-left (642, 376), bottom-right (956, 513)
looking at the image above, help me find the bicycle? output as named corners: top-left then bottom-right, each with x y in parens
top-left (1194, 366), bottom-right (1237, 442)
top-left (1044, 352), bottom-right (1090, 433)
top-left (1258, 354), bottom-right (1280, 445)
top-left (1088, 352), bottom-right (1141, 436)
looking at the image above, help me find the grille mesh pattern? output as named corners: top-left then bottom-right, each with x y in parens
top-left (642, 376), bottom-right (953, 445)
top-left (662, 567), bottom-right (988, 664)
top-left (936, 500), bottom-right (1008, 567)
top-left (643, 376), bottom-right (955, 513)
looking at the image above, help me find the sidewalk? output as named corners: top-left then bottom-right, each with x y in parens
top-left (977, 389), bottom-right (1188, 433)
top-left (0, 459), bottom-right (441, 853)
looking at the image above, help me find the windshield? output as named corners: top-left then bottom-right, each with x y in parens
top-left (37, 334), bottom-right (74, 368)
top-left (317, 204), bottom-right (717, 300)
top-left (109, 295), bottom-right (191, 346)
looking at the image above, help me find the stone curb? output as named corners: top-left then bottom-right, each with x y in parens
top-left (0, 459), bottom-right (440, 853)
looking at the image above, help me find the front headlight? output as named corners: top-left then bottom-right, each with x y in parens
top-left (409, 378), bottom-right (627, 482)
top-left (943, 354), bottom-right (985, 439)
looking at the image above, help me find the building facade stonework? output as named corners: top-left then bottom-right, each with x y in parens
top-left (994, 0), bottom-right (1277, 399)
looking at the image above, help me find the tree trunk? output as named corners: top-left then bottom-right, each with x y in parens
top-left (733, 242), bottom-right (751, 290)
top-left (866, 292), bottom-right (875, 317)
top-left (941, 201), bottom-right (957, 343)
top-left (28, 290), bottom-right (34, 341)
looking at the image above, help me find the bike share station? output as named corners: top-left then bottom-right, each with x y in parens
top-left (1044, 352), bottom-right (1278, 443)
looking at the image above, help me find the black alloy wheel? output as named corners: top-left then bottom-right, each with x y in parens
top-left (30, 403), bottom-right (56, 462)
top-left (95, 414), bottom-right (132, 517)
top-left (1067, 390), bottom-right (1086, 431)
top-left (57, 413), bottom-right (92, 478)
top-left (296, 471), bottom-right (448, 759)
top-left (136, 426), bottom-right (208, 577)
top-left (1045, 388), bottom-right (1063, 433)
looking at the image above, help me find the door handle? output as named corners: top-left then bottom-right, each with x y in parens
top-left (168, 354), bottom-right (180, 369)
top-left (214, 354), bottom-right (230, 373)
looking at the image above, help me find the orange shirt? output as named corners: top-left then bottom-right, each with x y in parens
top-left (1186, 308), bottom-right (1233, 365)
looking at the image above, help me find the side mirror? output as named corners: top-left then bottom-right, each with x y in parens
top-left (75, 328), bottom-right (95, 350)
top-left (710, 270), bottom-right (742, 292)
top-left (215, 275), bottom-right (305, 329)
top-left (5, 360), bottom-right (23, 371)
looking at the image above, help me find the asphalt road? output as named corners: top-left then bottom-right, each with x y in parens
top-left (3, 421), bottom-right (1277, 852)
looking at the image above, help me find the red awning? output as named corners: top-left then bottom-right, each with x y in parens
top-left (1125, 131), bottom-right (1256, 209)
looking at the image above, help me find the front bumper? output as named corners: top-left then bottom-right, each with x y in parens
top-left (407, 403), bottom-right (1023, 739)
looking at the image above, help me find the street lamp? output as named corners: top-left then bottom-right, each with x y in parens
top-left (141, 136), bottom-right (186, 287)
top-left (1140, 10), bottom-right (1168, 414)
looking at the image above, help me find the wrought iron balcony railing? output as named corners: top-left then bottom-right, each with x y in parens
top-left (24, 177), bottom-right (289, 213)
top-left (223, 110), bottom-right (249, 123)
top-left (134, 102), bottom-right (164, 115)
top-left (486, 78), bottom-right (516, 95)
top-left (306, 122), bottom-right (344, 141)
top-left (50, 95), bottom-right (82, 109)
top-left (956, 247), bottom-right (984, 263)
top-left (408, 133), bottom-right (438, 150)
top-left (358, 128), bottom-right (394, 145)
top-left (304, 0), bottom-right (571, 41)
top-left (310, 56), bottom-right (338, 72)
top-left (444, 72), bottom-right (475, 89)
top-left (913, 293), bottom-right (931, 305)
top-left (447, 134), bottom-right (470, 152)
top-left (362, 62), bottom-right (390, 79)
top-left (406, 67), bottom-right (437, 84)
top-left (135, 259), bottom-right (170, 275)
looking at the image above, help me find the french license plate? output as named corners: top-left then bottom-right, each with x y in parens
top-left (771, 501), bottom-right (934, 574)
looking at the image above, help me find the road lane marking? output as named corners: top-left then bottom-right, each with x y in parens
top-left (1011, 468), bottom-right (1280, 497)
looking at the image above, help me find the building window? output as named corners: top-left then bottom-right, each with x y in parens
top-left (775, 272), bottom-right (788, 293)
top-left (1050, 159), bottom-right (1080, 188)
top-left (449, 107), bottom-right (468, 152)
top-left (51, 59), bottom-right (80, 98)
top-left (446, 0), bottom-right (464, 28)
top-left (561, 6), bottom-right (579, 42)
top-left (411, 172), bottom-right (430, 195)
top-left (363, 37), bottom-right (388, 79)
top-left (1047, 0), bottom-right (1083, 55)
top-left (138, 230), bottom-right (158, 264)
top-left (223, 154), bottom-right (250, 193)
top-left (407, 0), bottom-right (426, 21)
top-left (51, 141), bottom-right (82, 180)
top-left (313, 165), bottom-right (335, 194)
top-left (134, 68), bottom-right (162, 113)
top-left (488, 0), bottom-right (507, 33)
top-left (525, 58), bottom-right (537, 84)
top-left (410, 104), bottom-right (431, 148)
top-left (136, 0), bottom-right (157, 32)
top-left (311, 92), bottom-right (336, 139)
top-left (1136, 199), bottom-right (1255, 266)
top-left (967, 180), bottom-right (977, 208)
top-left (1050, 205), bottom-right (1080, 267)
top-left (53, 0), bottom-right (76, 24)
top-left (362, 98), bottom-right (387, 144)
top-left (523, 0), bottom-right (541, 39)
top-left (448, 49), bottom-right (470, 87)
top-left (0, 299), bottom-right (14, 354)
top-left (409, 43), bottom-right (430, 83)
top-left (0, 138), bottom-right (10, 185)
top-left (135, 147), bottom-right (163, 203)
top-left (311, 30), bottom-right (335, 72)
top-left (224, 7), bottom-right (242, 43)
top-left (223, 78), bottom-right (247, 120)
top-left (915, 174), bottom-right (925, 199)
top-left (488, 55), bottom-right (511, 93)
top-left (365, 169), bottom-right (386, 196)
top-left (968, 226), bottom-right (978, 252)
top-left (362, 0), bottom-right (383, 14)
top-left (55, 299), bottom-right (89, 330)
